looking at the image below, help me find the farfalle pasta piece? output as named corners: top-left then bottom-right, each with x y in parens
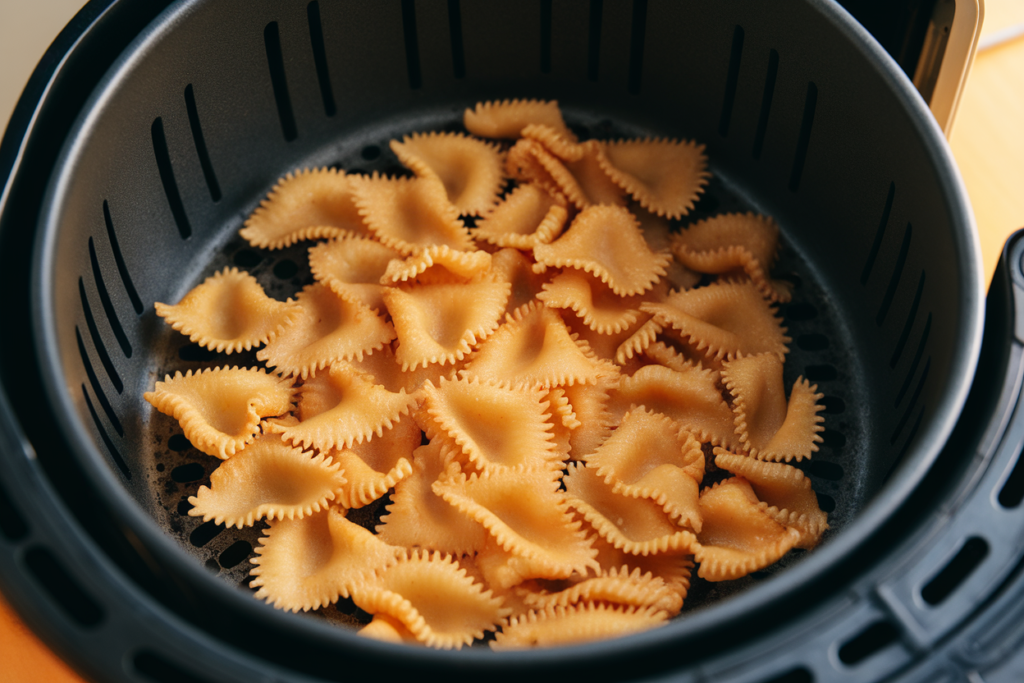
top-left (533, 205), bottom-right (671, 296)
top-left (419, 377), bottom-right (560, 473)
top-left (434, 467), bottom-right (599, 578)
top-left (671, 212), bottom-right (791, 302)
top-left (334, 417), bottom-right (420, 508)
top-left (641, 280), bottom-right (790, 361)
top-left (693, 477), bottom-right (801, 581)
top-left (350, 343), bottom-right (463, 394)
top-left (390, 132), bottom-right (505, 216)
top-left (380, 245), bottom-right (492, 285)
top-left (538, 270), bottom-right (667, 335)
top-left (588, 528), bottom-right (694, 601)
top-left (521, 123), bottom-right (587, 162)
top-left (491, 603), bottom-right (667, 650)
top-left (559, 376), bottom-right (617, 459)
top-left (610, 364), bottom-right (738, 450)
top-left (721, 353), bottom-right (824, 462)
top-left (188, 434), bottom-right (345, 528)
top-left (377, 443), bottom-right (489, 555)
top-left (473, 183), bottom-right (568, 250)
top-left (714, 450), bottom-right (829, 549)
top-left (155, 267), bottom-right (300, 354)
top-left (596, 138), bottom-right (709, 219)
top-left (353, 549), bottom-right (509, 649)
top-left (144, 367), bottom-right (295, 459)
top-left (383, 280), bottom-right (511, 371)
top-left (511, 139), bottom-right (626, 210)
top-left (487, 248), bottom-right (553, 316)
top-left (517, 565), bottom-right (683, 615)
top-left (250, 506), bottom-right (399, 612)
top-left (564, 463), bottom-right (698, 556)
top-left (460, 301), bottom-right (615, 390)
top-left (280, 361), bottom-right (419, 452)
top-left (240, 168), bottom-right (368, 249)
top-left (256, 283), bottom-right (396, 379)
top-left (464, 98), bottom-right (576, 141)
top-left (349, 173), bottom-right (474, 255)
top-left (358, 615), bottom-right (420, 644)
top-left (585, 409), bottom-right (704, 530)
top-left (308, 235), bottom-right (403, 312)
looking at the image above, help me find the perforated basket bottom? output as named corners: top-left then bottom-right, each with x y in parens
top-left (135, 115), bottom-right (866, 637)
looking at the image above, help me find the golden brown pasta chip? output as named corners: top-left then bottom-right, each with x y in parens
top-left (596, 138), bottom-right (709, 219)
top-left (491, 603), bottom-right (667, 650)
top-left (390, 132), bottom-right (505, 215)
top-left (473, 183), bottom-right (568, 250)
top-left (308, 235), bottom-right (403, 312)
top-left (334, 416), bottom-right (420, 508)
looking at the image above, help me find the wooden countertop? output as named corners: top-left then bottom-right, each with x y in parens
top-left (2, 2), bottom-right (1024, 682)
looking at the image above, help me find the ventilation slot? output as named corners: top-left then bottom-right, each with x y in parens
top-left (76, 328), bottom-right (123, 437)
top-left (151, 118), bottom-right (192, 239)
top-left (861, 182), bottom-right (895, 285)
top-left (998, 445), bottom-right (1024, 508)
top-left (79, 278), bottom-right (123, 393)
top-left (627, 0), bottom-right (647, 94)
top-left (788, 81), bottom-right (817, 192)
top-left (752, 49), bottom-right (779, 159)
top-left (172, 463), bottom-right (205, 483)
top-left (837, 620), bottom-right (900, 665)
top-left (719, 25), bottom-right (744, 137)
top-left (306, 2), bottom-right (336, 115)
top-left (0, 479), bottom-right (29, 541)
top-left (588, 0), bottom-right (603, 81)
top-left (134, 651), bottom-right (216, 683)
top-left (760, 668), bottom-right (813, 683)
top-left (102, 201), bottom-right (143, 314)
top-left (891, 357), bottom-right (930, 445)
top-left (24, 545), bottom-right (104, 627)
top-left (219, 540), bottom-right (253, 569)
top-left (896, 313), bottom-right (931, 407)
top-left (890, 270), bottom-right (925, 367)
top-left (264, 22), bottom-right (298, 140)
top-left (892, 405), bottom-right (925, 474)
top-left (921, 536), bottom-right (989, 605)
top-left (81, 385), bottom-right (130, 479)
top-left (877, 222), bottom-right (912, 326)
top-left (400, 0), bottom-right (422, 89)
top-left (181, 85), bottom-right (222, 203)
top-left (447, 0), bottom-right (466, 78)
top-left (540, 0), bottom-right (553, 73)
top-left (190, 520), bottom-right (223, 547)
top-left (804, 364), bottom-right (837, 382)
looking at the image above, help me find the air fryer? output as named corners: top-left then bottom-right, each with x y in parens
top-left (3, 1), bottom-right (1024, 682)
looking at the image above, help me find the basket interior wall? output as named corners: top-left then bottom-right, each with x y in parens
top-left (40, 0), bottom-right (971, 600)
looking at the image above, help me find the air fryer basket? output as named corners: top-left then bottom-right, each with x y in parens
top-left (0, 0), bottom-right (991, 681)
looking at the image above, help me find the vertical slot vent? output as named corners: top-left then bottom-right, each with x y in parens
top-left (151, 118), bottom-right (192, 239)
top-left (896, 312), bottom-right (931, 407)
top-left (264, 22), bottom-right (298, 140)
top-left (861, 182), bottom-right (895, 284)
top-left (24, 545), bottom-right (105, 627)
top-left (891, 357), bottom-right (930, 444)
top-left (183, 85), bottom-right (222, 202)
top-left (719, 25), bottom-right (744, 137)
top-left (921, 537), bottom-right (989, 605)
top-left (102, 201), bottom-right (143, 314)
top-left (81, 385), bottom-right (130, 479)
top-left (627, 0), bottom-right (647, 94)
top-left (752, 49), bottom-right (779, 159)
top-left (587, 0), bottom-right (603, 81)
top-left (837, 620), bottom-right (900, 665)
top-left (891, 405), bottom-right (925, 476)
top-left (540, 0), bottom-right (553, 73)
top-left (761, 668), bottom-right (813, 683)
top-left (400, 0), bottom-right (422, 89)
top-left (78, 278), bottom-right (123, 394)
top-left (306, 2), bottom-right (337, 116)
top-left (998, 443), bottom-right (1024, 507)
top-left (890, 271), bottom-right (925, 368)
top-left (788, 81), bottom-right (817, 192)
top-left (447, 0), bottom-right (466, 78)
top-left (88, 237), bottom-right (132, 358)
top-left (876, 222), bottom-right (912, 326)
top-left (76, 328), bottom-right (123, 437)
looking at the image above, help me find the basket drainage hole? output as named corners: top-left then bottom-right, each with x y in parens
top-left (134, 650), bottom-right (215, 683)
top-left (820, 429), bottom-right (847, 448)
top-left (784, 302), bottom-right (817, 321)
top-left (232, 248), bottom-right (262, 268)
top-left (168, 434), bottom-right (192, 452)
top-left (838, 620), bottom-right (899, 665)
top-left (998, 446), bottom-right (1024, 508)
top-left (361, 144), bottom-right (381, 160)
top-left (804, 364), bottom-right (837, 382)
top-left (802, 460), bottom-right (843, 481)
top-left (171, 463), bottom-right (205, 483)
top-left (273, 259), bottom-right (299, 279)
top-left (921, 536), bottom-right (989, 605)
top-left (796, 333), bottom-right (828, 351)
top-left (177, 499), bottom-right (193, 516)
top-left (815, 492), bottom-right (836, 512)
top-left (759, 667), bottom-right (813, 683)
top-left (219, 540), bottom-right (253, 568)
top-left (190, 520), bottom-right (223, 548)
top-left (821, 396), bottom-right (845, 414)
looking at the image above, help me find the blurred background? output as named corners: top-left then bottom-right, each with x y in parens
top-left (1, 1), bottom-right (1023, 681)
